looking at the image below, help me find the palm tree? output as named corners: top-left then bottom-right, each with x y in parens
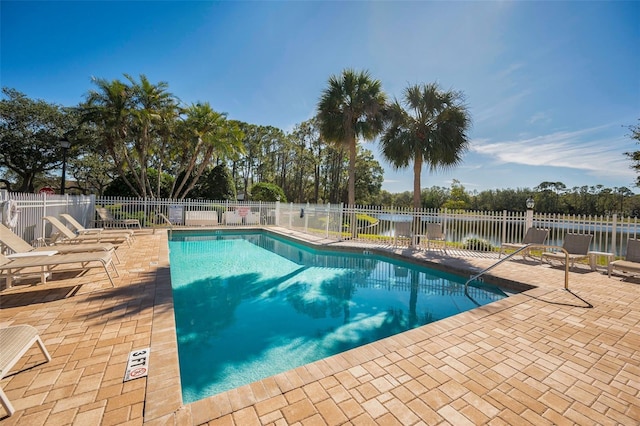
top-left (172, 102), bottom-right (244, 199)
top-left (380, 83), bottom-right (471, 210)
top-left (82, 77), bottom-right (138, 195)
top-left (126, 74), bottom-right (178, 198)
top-left (317, 69), bottom-right (387, 207)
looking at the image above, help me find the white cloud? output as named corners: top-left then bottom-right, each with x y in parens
top-left (528, 111), bottom-right (551, 125)
top-left (496, 62), bottom-right (525, 81)
top-left (471, 126), bottom-right (636, 179)
top-left (473, 89), bottom-right (531, 124)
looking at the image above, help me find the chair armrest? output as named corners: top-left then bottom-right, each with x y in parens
top-left (78, 228), bottom-right (104, 235)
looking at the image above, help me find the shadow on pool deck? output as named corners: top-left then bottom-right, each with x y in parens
top-left (0, 227), bottom-right (639, 425)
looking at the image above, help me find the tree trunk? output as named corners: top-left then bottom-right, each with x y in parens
top-left (0, 179), bottom-right (14, 191)
top-left (348, 135), bottom-right (357, 238)
top-left (173, 137), bottom-right (203, 198)
top-left (179, 146), bottom-right (214, 199)
top-left (412, 155), bottom-right (423, 246)
top-left (314, 164), bottom-right (320, 203)
top-left (348, 137), bottom-right (356, 206)
top-left (413, 154), bottom-right (422, 209)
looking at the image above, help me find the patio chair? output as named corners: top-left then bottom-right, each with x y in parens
top-left (0, 223), bottom-right (120, 264)
top-left (394, 221), bottom-right (412, 237)
top-left (0, 249), bottom-right (118, 289)
top-left (223, 210), bottom-right (242, 225)
top-left (419, 223), bottom-right (447, 253)
top-left (540, 233), bottom-right (593, 270)
top-left (393, 221), bottom-right (413, 247)
top-left (499, 227), bottom-right (549, 258)
top-left (0, 325), bottom-right (51, 416)
top-left (609, 239), bottom-right (640, 278)
top-left (95, 207), bottom-right (141, 230)
top-left (43, 216), bottom-right (131, 247)
top-left (60, 213), bottom-right (135, 242)
top-left (245, 212), bottom-right (260, 225)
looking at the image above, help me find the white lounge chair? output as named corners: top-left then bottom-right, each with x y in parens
top-left (44, 216), bottom-right (131, 247)
top-left (95, 207), bottom-right (141, 229)
top-left (60, 213), bottom-right (135, 242)
top-left (0, 250), bottom-right (118, 289)
top-left (245, 212), bottom-right (260, 225)
top-left (500, 227), bottom-right (549, 258)
top-left (0, 325), bottom-right (51, 416)
top-left (184, 210), bottom-right (218, 226)
top-left (0, 223), bottom-right (120, 263)
top-left (223, 210), bottom-right (242, 225)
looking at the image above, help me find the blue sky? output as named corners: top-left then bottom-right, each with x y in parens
top-left (2, 1), bottom-right (639, 194)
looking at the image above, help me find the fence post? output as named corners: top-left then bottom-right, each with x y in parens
top-left (612, 214), bottom-right (618, 255)
top-left (502, 210), bottom-right (507, 244)
top-left (304, 202), bottom-right (309, 233)
top-left (275, 200), bottom-right (280, 226)
top-left (525, 207), bottom-right (533, 230)
top-left (339, 203), bottom-right (344, 241)
top-left (326, 203), bottom-right (330, 238)
top-left (89, 194), bottom-right (96, 226)
top-left (41, 193), bottom-right (48, 241)
top-left (144, 197), bottom-right (149, 227)
top-left (289, 203), bottom-right (293, 228)
top-left (442, 208), bottom-right (448, 237)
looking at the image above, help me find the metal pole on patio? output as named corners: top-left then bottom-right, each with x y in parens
top-left (526, 197), bottom-right (535, 230)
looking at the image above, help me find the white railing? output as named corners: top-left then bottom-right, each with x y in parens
top-left (1, 190), bottom-right (638, 256)
top-left (94, 197), bottom-right (278, 228)
top-left (0, 191), bottom-right (95, 246)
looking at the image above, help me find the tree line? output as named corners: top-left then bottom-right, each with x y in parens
top-left (384, 180), bottom-right (640, 216)
top-left (0, 69), bottom-right (468, 206)
top-left (1, 70), bottom-right (639, 216)
top-left (0, 79), bottom-right (385, 204)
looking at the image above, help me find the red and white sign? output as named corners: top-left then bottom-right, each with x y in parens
top-left (237, 207), bottom-right (250, 217)
top-left (129, 367), bottom-right (147, 378)
top-left (124, 348), bottom-right (150, 382)
top-left (38, 186), bottom-right (55, 195)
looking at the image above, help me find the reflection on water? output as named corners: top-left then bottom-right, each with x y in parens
top-left (169, 231), bottom-right (508, 403)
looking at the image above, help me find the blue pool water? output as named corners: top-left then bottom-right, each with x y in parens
top-left (169, 231), bottom-right (508, 404)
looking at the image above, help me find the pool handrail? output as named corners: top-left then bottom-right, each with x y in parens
top-left (154, 212), bottom-right (173, 238)
top-left (464, 244), bottom-right (570, 295)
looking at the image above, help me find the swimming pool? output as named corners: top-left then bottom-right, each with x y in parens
top-left (169, 230), bottom-right (508, 404)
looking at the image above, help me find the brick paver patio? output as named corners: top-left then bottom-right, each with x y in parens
top-left (1, 228), bottom-right (638, 425)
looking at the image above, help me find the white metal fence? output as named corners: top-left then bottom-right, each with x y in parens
top-left (0, 191), bottom-right (95, 247)
top-left (2, 190), bottom-right (639, 256)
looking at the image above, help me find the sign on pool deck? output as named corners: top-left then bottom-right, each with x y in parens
top-left (124, 348), bottom-right (150, 382)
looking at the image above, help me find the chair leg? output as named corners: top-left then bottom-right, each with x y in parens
top-left (36, 336), bottom-right (52, 362)
top-left (39, 266), bottom-right (49, 285)
top-left (0, 386), bottom-right (15, 416)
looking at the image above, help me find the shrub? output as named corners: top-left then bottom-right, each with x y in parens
top-left (463, 237), bottom-right (494, 251)
top-left (251, 182), bottom-right (286, 202)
